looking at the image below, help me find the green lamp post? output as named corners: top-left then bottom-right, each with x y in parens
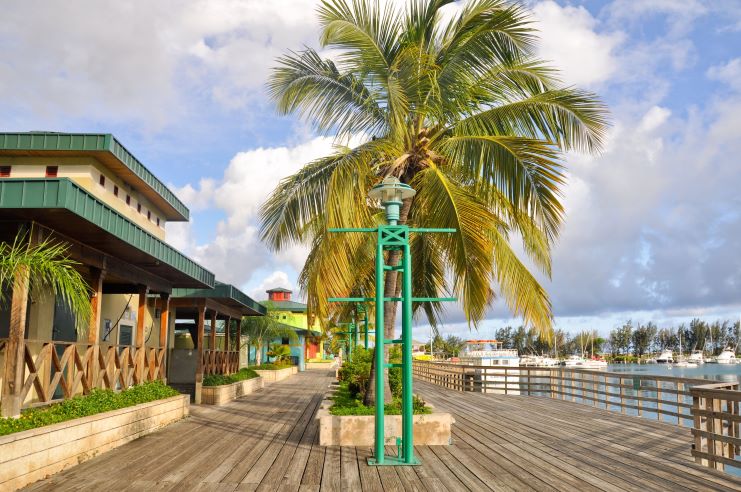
top-left (328, 176), bottom-right (455, 466)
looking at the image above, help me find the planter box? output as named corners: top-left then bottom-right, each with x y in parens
top-left (317, 403), bottom-right (454, 446)
top-left (306, 361), bottom-right (338, 370)
top-left (0, 394), bottom-right (189, 491)
top-left (201, 377), bottom-right (264, 405)
top-left (254, 366), bottom-right (296, 383)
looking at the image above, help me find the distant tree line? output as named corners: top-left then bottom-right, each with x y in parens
top-left (422, 318), bottom-right (740, 360)
top-left (606, 319), bottom-right (740, 357)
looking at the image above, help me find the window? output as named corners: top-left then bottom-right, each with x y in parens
top-left (281, 337), bottom-right (289, 345)
top-left (137, 203), bottom-right (142, 213)
top-left (0, 166), bottom-right (10, 177)
top-left (147, 211), bottom-right (151, 221)
top-left (113, 185), bottom-right (119, 197)
top-left (45, 166), bottom-right (58, 177)
top-left (156, 217), bottom-right (160, 227)
top-left (99, 175), bottom-right (105, 186)
top-left (126, 195), bottom-right (131, 206)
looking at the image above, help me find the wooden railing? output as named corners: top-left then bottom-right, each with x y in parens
top-left (203, 350), bottom-right (239, 376)
top-left (413, 360), bottom-right (741, 471)
top-left (1, 340), bottom-right (166, 408)
top-left (691, 381), bottom-right (741, 471)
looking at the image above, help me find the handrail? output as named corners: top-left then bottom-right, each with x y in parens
top-left (412, 360), bottom-right (741, 472)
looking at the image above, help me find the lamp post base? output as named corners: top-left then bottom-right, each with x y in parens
top-left (367, 456), bottom-right (421, 466)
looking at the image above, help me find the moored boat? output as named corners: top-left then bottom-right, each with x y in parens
top-left (656, 349), bottom-right (673, 364)
top-left (713, 348), bottom-right (737, 364)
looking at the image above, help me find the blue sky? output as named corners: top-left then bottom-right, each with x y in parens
top-left (2, 0), bottom-right (741, 340)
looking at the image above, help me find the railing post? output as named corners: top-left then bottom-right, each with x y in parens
top-left (619, 376), bottom-right (625, 414)
top-left (677, 382), bottom-right (684, 427)
top-left (657, 381), bottom-right (662, 422)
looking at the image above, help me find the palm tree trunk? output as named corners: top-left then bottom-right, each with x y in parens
top-left (364, 198), bottom-right (413, 406)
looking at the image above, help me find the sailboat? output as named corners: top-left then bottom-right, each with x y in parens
top-left (674, 331), bottom-right (697, 367)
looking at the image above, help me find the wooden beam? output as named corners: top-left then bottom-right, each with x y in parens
top-left (159, 293), bottom-right (170, 381)
top-left (87, 266), bottom-right (106, 389)
top-left (1, 264), bottom-right (30, 418)
top-left (194, 306), bottom-right (206, 404)
top-left (236, 318), bottom-right (242, 369)
top-left (135, 285), bottom-right (148, 384)
top-left (210, 310), bottom-right (217, 352)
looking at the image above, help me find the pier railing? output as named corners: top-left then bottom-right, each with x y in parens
top-left (412, 360), bottom-right (741, 472)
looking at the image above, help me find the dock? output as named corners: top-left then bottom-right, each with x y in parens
top-left (23, 369), bottom-right (741, 491)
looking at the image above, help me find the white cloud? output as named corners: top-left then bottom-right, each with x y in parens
top-left (532, 1), bottom-right (624, 87)
top-left (707, 58), bottom-right (741, 92)
top-left (173, 136), bottom-right (336, 287)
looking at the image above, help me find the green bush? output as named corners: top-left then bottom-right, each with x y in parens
top-left (252, 362), bottom-right (293, 370)
top-left (0, 381), bottom-right (179, 437)
top-left (203, 368), bottom-right (259, 387)
top-left (338, 347), bottom-right (372, 399)
top-left (329, 381), bottom-right (430, 416)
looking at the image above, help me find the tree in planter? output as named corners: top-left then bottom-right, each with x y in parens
top-left (266, 343), bottom-right (291, 364)
top-left (261, 0), bottom-right (608, 404)
top-left (240, 306), bottom-right (297, 366)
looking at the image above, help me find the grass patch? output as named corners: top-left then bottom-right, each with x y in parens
top-left (203, 368), bottom-right (259, 387)
top-left (252, 362), bottom-right (293, 370)
top-left (0, 381), bottom-right (180, 437)
top-left (329, 382), bottom-right (431, 416)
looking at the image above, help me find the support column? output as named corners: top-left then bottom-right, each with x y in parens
top-left (135, 285), bottom-right (148, 384)
top-left (298, 333), bottom-right (306, 372)
top-left (225, 317), bottom-right (231, 373)
top-left (209, 310), bottom-right (217, 374)
top-left (159, 293), bottom-right (170, 381)
top-left (194, 306), bottom-right (206, 404)
top-left (236, 318), bottom-right (242, 368)
top-left (1, 265), bottom-right (30, 418)
top-left (87, 267), bottom-right (105, 390)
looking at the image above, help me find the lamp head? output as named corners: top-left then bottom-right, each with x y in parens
top-left (368, 176), bottom-right (416, 224)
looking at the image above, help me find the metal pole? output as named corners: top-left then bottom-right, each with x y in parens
top-left (373, 233), bottom-right (385, 464)
top-left (401, 241), bottom-right (416, 463)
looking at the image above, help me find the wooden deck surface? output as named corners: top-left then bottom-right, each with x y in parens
top-left (23, 369), bottom-right (741, 491)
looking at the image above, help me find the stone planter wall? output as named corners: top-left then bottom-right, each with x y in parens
top-left (201, 377), bottom-right (264, 405)
top-left (0, 394), bottom-right (189, 491)
top-left (317, 403), bottom-right (454, 446)
top-left (306, 361), bottom-right (338, 370)
top-left (254, 366), bottom-right (295, 383)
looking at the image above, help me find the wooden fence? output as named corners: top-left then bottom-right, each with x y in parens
top-left (203, 349), bottom-right (240, 376)
top-left (0, 339), bottom-right (165, 409)
top-left (413, 360), bottom-right (741, 472)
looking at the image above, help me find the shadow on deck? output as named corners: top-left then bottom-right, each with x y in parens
top-left (21, 370), bottom-right (741, 491)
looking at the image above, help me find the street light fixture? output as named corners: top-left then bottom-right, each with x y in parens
top-left (368, 176), bottom-right (416, 225)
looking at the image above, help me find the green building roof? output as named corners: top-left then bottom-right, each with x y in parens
top-left (265, 300), bottom-right (308, 312)
top-left (172, 281), bottom-right (266, 316)
top-left (0, 132), bottom-right (189, 221)
top-left (0, 178), bottom-right (213, 288)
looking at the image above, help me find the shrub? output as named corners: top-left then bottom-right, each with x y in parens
top-left (329, 381), bottom-right (430, 416)
top-left (338, 347), bottom-right (372, 399)
top-left (203, 368), bottom-right (259, 387)
top-left (0, 381), bottom-right (179, 437)
top-left (252, 362), bottom-right (293, 370)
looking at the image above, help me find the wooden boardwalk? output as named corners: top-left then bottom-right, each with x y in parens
top-left (23, 369), bottom-right (741, 491)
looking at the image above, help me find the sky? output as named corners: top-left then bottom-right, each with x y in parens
top-left (2, 0), bottom-right (741, 341)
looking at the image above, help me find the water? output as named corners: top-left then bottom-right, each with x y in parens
top-left (606, 362), bottom-right (741, 384)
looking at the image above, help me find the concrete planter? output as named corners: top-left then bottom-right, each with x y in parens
top-left (306, 361), bottom-right (338, 370)
top-left (254, 366), bottom-right (296, 383)
top-left (0, 394), bottom-right (189, 491)
top-left (201, 377), bottom-right (264, 405)
top-left (316, 402), bottom-right (454, 446)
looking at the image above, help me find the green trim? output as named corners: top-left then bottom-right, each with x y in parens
top-left (0, 132), bottom-right (189, 220)
top-left (172, 281), bottom-right (267, 315)
top-left (0, 178), bottom-right (214, 287)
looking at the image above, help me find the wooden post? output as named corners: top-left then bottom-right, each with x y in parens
top-left (159, 294), bottom-right (170, 381)
top-left (235, 318), bottom-right (242, 368)
top-left (135, 285), bottom-right (148, 385)
top-left (194, 306), bottom-right (206, 404)
top-left (1, 265), bottom-right (30, 418)
top-left (87, 267), bottom-right (105, 390)
top-left (209, 310), bottom-right (217, 374)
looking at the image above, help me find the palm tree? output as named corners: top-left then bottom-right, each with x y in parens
top-left (240, 304), bottom-right (298, 366)
top-left (261, 0), bottom-right (609, 403)
top-left (0, 231), bottom-right (91, 331)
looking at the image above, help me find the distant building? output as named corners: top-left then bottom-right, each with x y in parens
top-left (261, 288), bottom-right (323, 370)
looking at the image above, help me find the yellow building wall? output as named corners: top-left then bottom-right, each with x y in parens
top-left (0, 156), bottom-right (167, 239)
